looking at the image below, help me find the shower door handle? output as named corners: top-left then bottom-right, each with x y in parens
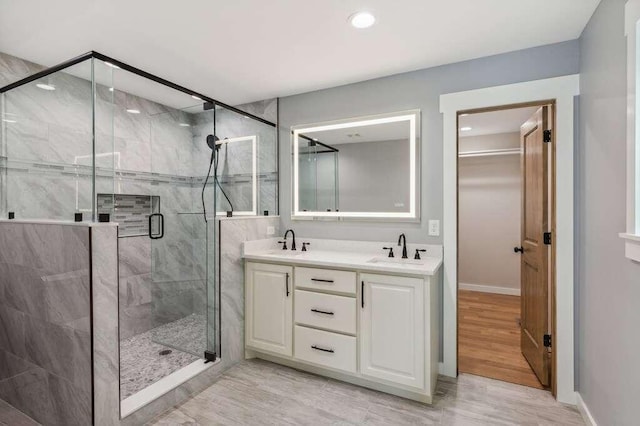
top-left (149, 213), bottom-right (164, 239)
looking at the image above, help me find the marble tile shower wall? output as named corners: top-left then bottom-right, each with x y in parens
top-left (0, 51), bottom-right (279, 341)
top-left (0, 223), bottom-right (92, 425)
top-left (1, 51), bottom-right (278, 220)
top-left (217, 217), bottom-right (280, 366)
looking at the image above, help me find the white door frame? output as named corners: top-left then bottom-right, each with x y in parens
top-left (440, 75), bottom-right (579, 404)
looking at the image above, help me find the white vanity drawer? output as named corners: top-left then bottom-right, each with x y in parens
top-left (294, 290), bottom-right (356, 334)
top-left (294, 325), bottom-right (356, 373)
top-left (295, 267), bottom-right (356, 295)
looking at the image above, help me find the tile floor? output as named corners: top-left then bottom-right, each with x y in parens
top-left (0, 357), bottom-right (584, 425)
top-left (149, 359), bottom-right (584, 425)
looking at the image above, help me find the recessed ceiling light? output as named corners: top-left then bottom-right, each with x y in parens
top-left (191, 95), bottom-right (202, 101)
top-left (36, 83), bottom-right (55, 91)
top-left (460, 127), bottom-right (472, 132)
top-left (349, 12), bottom-right (376, 29)
top-left (126, 109), bottom-right (140, 114)
top-left (108, 87), bottom-right (114, 92)
top-left (104, 62), bottom-right (120, 69)
top-left (179, 123), bottom-right (190, 127)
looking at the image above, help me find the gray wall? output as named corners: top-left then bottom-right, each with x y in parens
top-left (578, 0), bottom-right (640, 424)
top-left (278, 40), bottom-right (580, 243)
top-left (458, 133), bottom-right (521, 292)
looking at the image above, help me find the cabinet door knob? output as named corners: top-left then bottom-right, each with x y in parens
top-left (514, 246), bottom-right (524, 253)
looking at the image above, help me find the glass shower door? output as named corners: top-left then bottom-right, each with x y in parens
top-left (148, 105), bottom-right (218, 360)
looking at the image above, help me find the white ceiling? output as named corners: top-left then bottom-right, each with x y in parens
top-left (0, 0), bottom-right (600, 106)
top-left (459, 107), bottom-right (539, 137)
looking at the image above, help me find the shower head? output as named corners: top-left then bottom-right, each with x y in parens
top-left (206, 134), bottom-right (220, 150)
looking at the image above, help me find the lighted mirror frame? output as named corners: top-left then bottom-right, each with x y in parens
top-left (292, 110), bottom-right (420, 221)
top-left (216, 135), bottom-right (258, 216)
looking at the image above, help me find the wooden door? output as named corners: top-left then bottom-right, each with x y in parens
top-left (519, 106), bottom-right (551, 386)
top-left (360, 273), bottom-right (425, 389)
top-left (245, 262), bottom-right (293, 356)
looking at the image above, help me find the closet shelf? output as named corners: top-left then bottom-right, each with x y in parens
top-left (458, 148), bottom-right (522, 158)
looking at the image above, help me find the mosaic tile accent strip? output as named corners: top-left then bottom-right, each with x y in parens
top-left (97, 194), bottom-right (159, 237)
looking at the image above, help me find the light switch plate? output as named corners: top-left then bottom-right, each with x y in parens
top-left (428, 220), bottom-right (440, 236)
top-left (267, 226), bottom-right (275, 236)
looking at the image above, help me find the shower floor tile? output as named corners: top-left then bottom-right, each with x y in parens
top-left (120, 315), bottom-right (206, 400)
top-left (149, 313), bottom-right (206, 357)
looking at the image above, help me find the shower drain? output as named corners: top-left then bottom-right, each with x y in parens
top-left (159, 349), bottom-right (172, 356)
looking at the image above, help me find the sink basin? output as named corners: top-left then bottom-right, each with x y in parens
top-left (367, 256), bottom-right (426, 266)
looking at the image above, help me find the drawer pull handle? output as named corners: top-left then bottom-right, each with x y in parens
top-left (310, 308), bottom-right (334, 316)
top-left (311, 345), bottom-right (334, 353)
top-left (311, 278), bottom-right (334, 283)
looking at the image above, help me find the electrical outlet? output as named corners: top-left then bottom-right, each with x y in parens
top-left (266, 226), bottom-right (275, 236)
top-left (428, 220), bottom-right (440, 236)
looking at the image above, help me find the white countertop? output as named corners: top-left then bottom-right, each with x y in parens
top-left (243, 238), bottom-right (442, 277)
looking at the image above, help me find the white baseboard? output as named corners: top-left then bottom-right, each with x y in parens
top-left (459, 282), bottom-right (521, 296)
top-left (576, 392), bottom-right (597, 426)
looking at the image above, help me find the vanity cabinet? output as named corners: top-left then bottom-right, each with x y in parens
top-left (245, 262), bottom-right (293, 356)
top-left (360, 273), bottom-right (424, 389)
top-left (244, 260), bottom-right (440, 404)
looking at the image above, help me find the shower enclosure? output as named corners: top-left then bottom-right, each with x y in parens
top-left (0, 51), bottom-right (277, 423)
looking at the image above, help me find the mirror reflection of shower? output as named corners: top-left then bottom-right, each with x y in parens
top-left (203, 135), bottom-right (258, 217)
top-left (298, 136), bottom-right (339, 212)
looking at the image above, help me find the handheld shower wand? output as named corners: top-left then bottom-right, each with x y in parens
top-left (202, 135), bottom-right (234, 222)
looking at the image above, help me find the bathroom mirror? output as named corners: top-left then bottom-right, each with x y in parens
top-left (292, 110), bottom-right (420, 221)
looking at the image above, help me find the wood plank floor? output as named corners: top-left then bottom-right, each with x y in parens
top-left (458, 290), bottom-right (545, 389)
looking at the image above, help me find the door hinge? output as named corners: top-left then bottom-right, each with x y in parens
top-left (543, 129), bottom-right (552, 143)
top-left (543, 334), bottom-right (552, 348)
top-left (543, 232), bottom-right (552, 245)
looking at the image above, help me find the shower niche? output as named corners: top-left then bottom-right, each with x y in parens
top-left (97, 193), bottom-right (160, 237)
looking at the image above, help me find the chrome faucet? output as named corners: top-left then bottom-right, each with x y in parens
top-left (283, 229), bottom-right (297, 251)
top-left (397, 233), bottom-right (408, 259)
